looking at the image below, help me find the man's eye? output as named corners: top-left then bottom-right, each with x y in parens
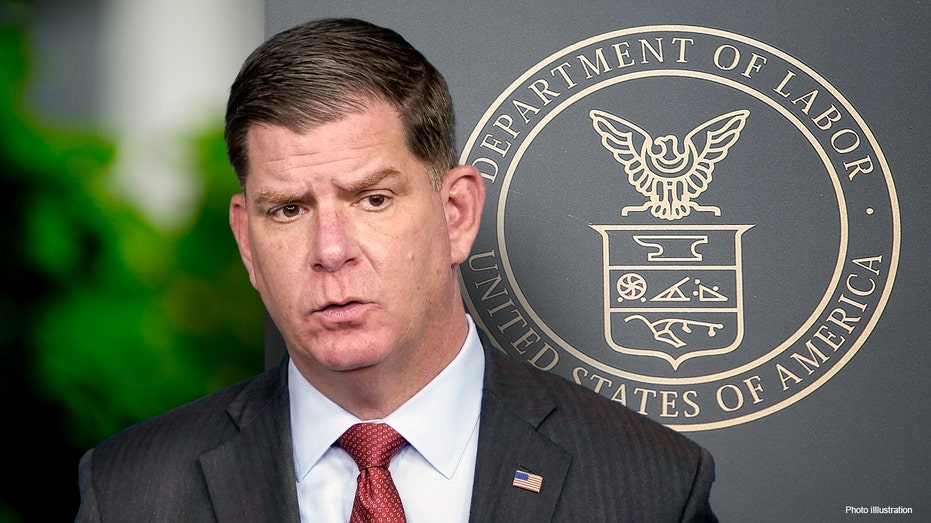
top-left (275, 204), bottom-right (301, 219)
top-left (366, 194), bottom-right (387, 207)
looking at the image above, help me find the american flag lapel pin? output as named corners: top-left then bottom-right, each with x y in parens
top-left (512, 467), bottom-right (543, 493)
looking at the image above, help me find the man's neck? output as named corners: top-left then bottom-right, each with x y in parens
top-left (292, 315), bottom-right (470, 420)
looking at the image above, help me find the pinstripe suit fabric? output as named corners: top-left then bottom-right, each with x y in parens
top-left (76, 334), bottom-right (717, 522)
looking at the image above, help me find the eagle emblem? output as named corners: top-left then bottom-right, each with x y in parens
top-left (590, 109), bottom-right (750, 221)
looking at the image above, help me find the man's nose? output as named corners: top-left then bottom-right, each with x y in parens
top-left (310, 207), bottom-right (359, 272)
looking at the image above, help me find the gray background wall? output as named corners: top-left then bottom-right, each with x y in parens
top-left (264, 2), bottom-right (930, 520)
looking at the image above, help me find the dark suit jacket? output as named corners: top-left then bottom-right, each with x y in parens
top-left (76, 340), bottom-right (718, 522)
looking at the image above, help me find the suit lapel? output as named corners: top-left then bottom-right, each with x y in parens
top-left (469, 344), bottom-right (571, 522)
top-left (199, 361), bottom-right (301, 522)
top-left (193, 337), bottom-right (572, 521)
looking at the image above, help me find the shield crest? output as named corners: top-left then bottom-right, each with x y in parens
top-left (591, 224), bottom-right (753, 370)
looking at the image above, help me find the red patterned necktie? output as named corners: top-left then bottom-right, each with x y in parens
top-left (337, 423), bottom-right (408, 523)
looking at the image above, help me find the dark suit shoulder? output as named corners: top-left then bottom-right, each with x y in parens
top-left (84, 363), bottom-right (285, 487)
top-left (77, 361), bottom-right (298, 522)
top-left (487, 347), bottom-right (702, 455)
top-left (480, 348), bottom-right (718, 522)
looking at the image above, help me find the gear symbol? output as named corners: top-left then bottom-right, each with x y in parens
top-left (616, 273), bottom-right (647, 302)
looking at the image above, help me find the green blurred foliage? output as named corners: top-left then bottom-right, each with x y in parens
top-left (30, 123), bottom-right (266, 447)
top-left (1, 4), bottom-right (264, 519)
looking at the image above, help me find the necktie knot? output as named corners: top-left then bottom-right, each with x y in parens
top-left (337, 423), bottom-right (408, 523)
top-left (338, 423), bottom-right (408, 469)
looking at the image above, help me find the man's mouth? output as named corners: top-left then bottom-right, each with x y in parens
top-left (314, 300), bottom-right (369, 324)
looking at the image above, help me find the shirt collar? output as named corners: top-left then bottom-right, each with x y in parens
top-left (289, 315), bottom-right (485, 481)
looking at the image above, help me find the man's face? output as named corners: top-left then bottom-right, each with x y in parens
top-left (230, 100), bottom-right (481, 387)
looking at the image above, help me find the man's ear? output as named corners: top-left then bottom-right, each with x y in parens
top-left (443, 164), bottom-right (486, 265)
top-left (229, 193), bottom-right (258, 289)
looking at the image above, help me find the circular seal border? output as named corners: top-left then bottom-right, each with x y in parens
top-left (459, 25), bottom-right (900, 431)
top-left (496, 69), bottom-right (848, 386)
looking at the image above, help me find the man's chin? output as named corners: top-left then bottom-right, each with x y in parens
top-left (313, 344), bottom-right (389, 373)
top-left (290, 328), bottom-right (403, 373)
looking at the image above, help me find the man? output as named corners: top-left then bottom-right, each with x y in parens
top-left (76, 18), bottom-right (718, 522)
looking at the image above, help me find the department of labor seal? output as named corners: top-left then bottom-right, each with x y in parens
top-left (458, 25), bottom-right (899, 431)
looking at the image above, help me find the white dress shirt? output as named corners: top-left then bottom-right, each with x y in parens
top-left (289, 315), bottom-right (485, 523)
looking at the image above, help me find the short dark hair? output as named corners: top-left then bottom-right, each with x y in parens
top-left (224, 18), bottom-right (456, 190)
